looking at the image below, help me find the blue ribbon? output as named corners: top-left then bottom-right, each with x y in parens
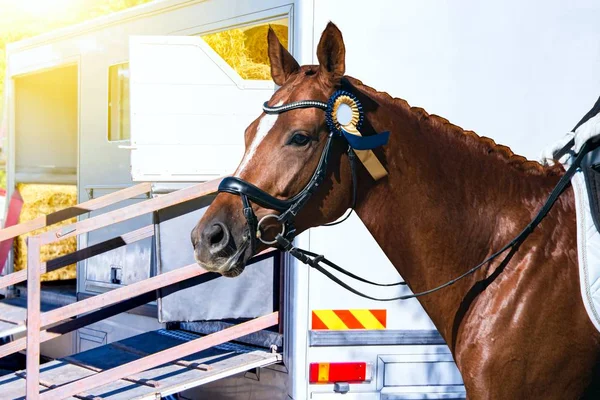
top-left (341, 129), bottom-right (390, 150)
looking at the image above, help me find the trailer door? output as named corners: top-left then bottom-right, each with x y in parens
top-left (128, 35), bottom-right (276, 182)
top-left (127, 22), bottom-right (289, 324)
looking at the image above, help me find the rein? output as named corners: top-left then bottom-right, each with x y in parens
top-left (218, 90), bottom-right (599, 301)
top-left (278, 139), bottom-right (595, 300)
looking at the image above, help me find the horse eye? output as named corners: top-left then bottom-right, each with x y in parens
top-left (288, 132), bottom-right (312, 147)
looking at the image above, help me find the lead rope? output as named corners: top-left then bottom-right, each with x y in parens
top-left (276, 139), bottom-right (596, 301)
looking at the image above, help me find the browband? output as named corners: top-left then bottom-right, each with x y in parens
top-left (262, 100), bottom-right (327, 114)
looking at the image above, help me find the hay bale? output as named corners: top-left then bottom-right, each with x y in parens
top-left (201, 23), bottom-right (288, 81)
top-left (14, 183), bottom-right (77, 281)
top-left (243, 24), bottom-right (288, 66)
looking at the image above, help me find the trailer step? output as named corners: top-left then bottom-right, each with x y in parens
top-left (0, 329), bottom-right (282, 399)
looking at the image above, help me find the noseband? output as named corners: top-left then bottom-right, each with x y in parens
top-left (219, 128), bottom-right (335, 248)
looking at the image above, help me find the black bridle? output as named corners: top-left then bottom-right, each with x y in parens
top-left (219, 91), bottom-right (379, 249)
top-left (218, 90), bottom-right (600, 301)
top-left (219, 121), bottom-right (336, 248)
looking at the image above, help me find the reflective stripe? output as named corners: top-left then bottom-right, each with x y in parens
top-left (313, 310), bottom-right (348, 330)
top-left (349, 309), bottom-right (386, 330)
top-left (311, 309), bottom-right (387, 330)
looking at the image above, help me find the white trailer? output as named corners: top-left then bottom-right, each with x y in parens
top-left (1, 0), bottom-right (600, 399)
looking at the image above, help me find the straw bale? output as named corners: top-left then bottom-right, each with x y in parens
top-left (202, 23), bottom-right (288, 81)
top-left (243, 24), bottom-right (288, 66)
top-left (13, 183), bottom-right (77, 281)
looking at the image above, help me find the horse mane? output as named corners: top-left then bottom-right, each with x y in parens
top-left (343, 76), bottom-right (565, 178)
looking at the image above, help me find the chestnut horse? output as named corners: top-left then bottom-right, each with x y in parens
top-left (191, 22), bottom-right (600, 398)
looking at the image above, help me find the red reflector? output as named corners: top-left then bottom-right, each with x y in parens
top-left (309, 362), bottom-right (368, 384)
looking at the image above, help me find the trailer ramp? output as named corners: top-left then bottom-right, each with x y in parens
top-left (1, 328), bottom-right (281, 399)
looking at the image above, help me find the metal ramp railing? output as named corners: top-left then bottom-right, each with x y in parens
top-left (2, 328), bottom-right (282, 399)
top-left (0, 178), bottom-right (280, 399)
top-left (0, 182), bottom-right (153, 291)
top-left (1, 328), bottom-right (282, 400)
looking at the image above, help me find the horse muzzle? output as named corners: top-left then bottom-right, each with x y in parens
top-left (191, 217), bottom-right (251, 277)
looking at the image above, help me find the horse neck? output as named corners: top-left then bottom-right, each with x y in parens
top-left (351, 86), bottom-right (563, 341)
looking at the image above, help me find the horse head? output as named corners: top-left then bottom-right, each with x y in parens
top-left (191, 22), bottom-right (358, 277)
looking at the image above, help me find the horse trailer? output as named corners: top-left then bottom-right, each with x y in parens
top-left (0, 0), bottom-right (599, 399)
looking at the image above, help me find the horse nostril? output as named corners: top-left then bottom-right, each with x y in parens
top-left (202, 222), bottom-right (230, 254)
top-left (208, 223), bottom-right (225, 245)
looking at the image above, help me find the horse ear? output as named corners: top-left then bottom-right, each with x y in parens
top-left (317, 22), bottom-right (346, 84)
top-left (267, 26), bottom-right (300, 86)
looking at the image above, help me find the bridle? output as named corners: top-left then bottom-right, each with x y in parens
top-left (219, 90), bottom-right (388, 250)
top-left (219, 120), bottom-right (336, 248)
top-left (218, 89), bottom-right (599, 301)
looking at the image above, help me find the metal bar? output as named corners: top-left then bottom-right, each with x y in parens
top-left (46, 225), bottom-right (154, 271)
top-left (277, 251), bottom-right (285, 335)
top-left (40, 312), bottom-right (278, 400)
top-left (0, 266), bottom-right (47, 293)
top-left (0, 178), bottom-right (218, 293)
top-left (14, 371), bottom-right (102, 400)
top-left (0, 324), bottom-right (26, 338)
top-left (61, 356), bottom-right (161, 388)
top-left (309, 329), bottom-right (447, 347)
top-left (39, 178), bottom-right (222, 246)
top-left (0, 249), bottom-right (277, 356)
top-left (39, 263), bottom-right (207, 328)
top-left (0, 225), bottom-right (154, 290)
top-left (26, 236), bottom-right (41, 400)
top-left (0, 330), bottom-right (54, 358)
top-left (0, 292), bottom-right (156, 359)
top-left (77, 292), bottom-right (157, 318)
top-left (109, 342), bottom-right (211, 372)
top-left (0, 182), bottom-right (152, 243)
top-left (0, 219), bottom-right (38, 245)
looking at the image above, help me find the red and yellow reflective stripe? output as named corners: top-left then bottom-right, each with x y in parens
top-left (311, 309), bottom-right (386, 330)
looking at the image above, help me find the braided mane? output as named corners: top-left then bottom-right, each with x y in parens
top-left (344, 76), bottom-right (564, 178)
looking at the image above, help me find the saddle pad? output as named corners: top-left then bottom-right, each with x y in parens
top-left (572, 170), bottom-right (600, 332)
top-left (541, 97), bottom-right (600, 333)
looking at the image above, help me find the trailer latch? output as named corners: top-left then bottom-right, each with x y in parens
top-left (111, 266), bottom-right (122, 284)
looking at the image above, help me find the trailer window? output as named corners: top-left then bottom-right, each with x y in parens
top-left (108, 63), bottom-right (130, 142)
top-left (200, 19), bottom-right (288, 81)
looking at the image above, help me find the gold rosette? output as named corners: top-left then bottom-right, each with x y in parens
top-left (332, 96), bottom-right (388, 180)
